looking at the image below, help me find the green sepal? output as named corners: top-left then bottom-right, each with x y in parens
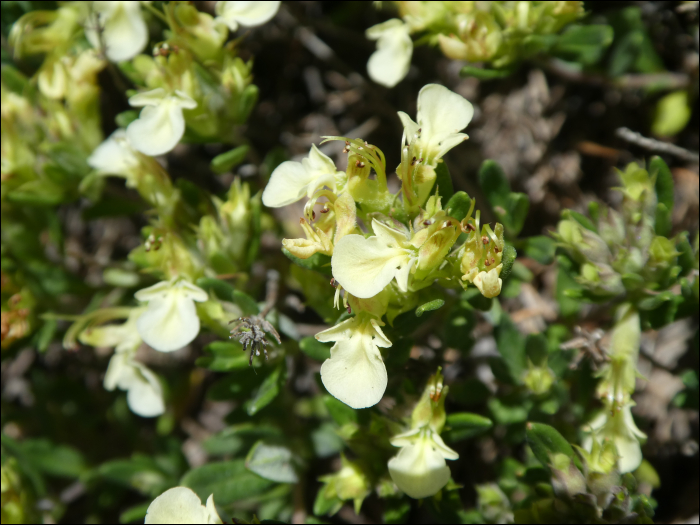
top-left (282, 247), bottom-right (332, 276)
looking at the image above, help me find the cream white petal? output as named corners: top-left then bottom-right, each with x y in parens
top-left (79, 315), bottom-right (141, 353)
top-left (204, 495), bottom-right (223, 524)
top-left (388, 439), bottom-right (451, 499)
top-left (103, 351), bottom-right (165, 418)
top-left (372, 219), bottom-right (409, 248)
top-left (135, 281), bottom-right (207, 352)
top-left (88, 2), bottom-right (148, 62)
top-left (417, 84), bottom-right (474, 144)
top-left (126, 363), bottom-right (165, 417)
top-left (177, 280), bottom-right (209, 302)
top-left (145, 487), bottom-right (215, 524)
top-left (126, 99), bottom-right (189, 156)
top-left (389, 427), bottom-right (422, 448)
top-left (393, 257), bottom-right (415, 293)
top-left (129, 88), bottom-right (168, 107)
top-left (216, 1), bottom-right (280, 31)
top-left (134, 280), bottom-right (172, 301)
top-left (366, 19), bottom-right (413, 88)
top-left (332, 234), bottom-right (410, 299)
top-left (104, 351), bottom-right (137, 392)
top-left (430, 432), bottom-right (459, 460)
top-left (369, 319), bottom-right (392, 348)
top-left (315, 317), bottom-right (358, 343)
top-left (303, 144), bottom-right (337, 178)
top-left (88, 129), bottom-right (140, 175)
top-left (262, 161), bottom-right (317, 208)
top-left (37, 60), bottom-right (67, 99)
top-left (321, 331), bottom-right (387, 409)
top-left (615, 432), bottom-right (643, 474)
top-left (473, 266), bottom-right (502, 298)
top-left (397, 111), bottom-right (420, 146)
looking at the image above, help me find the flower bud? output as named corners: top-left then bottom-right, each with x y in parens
top-left (473, 264), bottom-right (503, 298)
top-left (550, 453), bottom-right (587, 498)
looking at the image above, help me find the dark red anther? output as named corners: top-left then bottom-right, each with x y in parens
top-left (485, 259), bottom-right (491, 266)
top-left (346, 305), bottom-right (352, 314)
top-left (482, 236), bottom-right (489, 245)
top-left (411, 156), bottom-right (417, 166)
top-left (466, 223), bottom-right (476, 232)
top-left (355, 160), bottom-right (365, 168)
top-left (320, 207), bottom-right (329, 213)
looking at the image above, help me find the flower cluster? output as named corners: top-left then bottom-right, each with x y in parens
top-left (40, 1), bottom-right (282, 418)
top-left (555, 158), bottom-right (698, 474)
top-left (263, 84), bottom-right (510, 409)
top-left (366, 1), bottom-right (585, 87)
top-left (388, 370), bottom-right (459, 498)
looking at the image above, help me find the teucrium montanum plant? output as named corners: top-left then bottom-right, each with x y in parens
top-left (388, 369), bottom-right (459, 499)
top-left (366, 1), bottom-right (585, 87)
top-left (56, 0), bottom-right (275, 418)
top-left (263, 84), bottom-right (512, 409)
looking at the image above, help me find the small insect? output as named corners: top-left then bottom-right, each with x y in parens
top-left (229, 316), bottom-right (281, 366)
top-left (561, 326), bottom-right (608, 370)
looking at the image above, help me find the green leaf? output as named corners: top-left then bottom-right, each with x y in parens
top-left (650, 156), bottom-right (674, 211)
top-left (283, 248), bottom-right (332, 276)
top-left (246, 365), bottom-right (283, 416)
top-left (181, 459), bottom-right (275, 506)
top-left (494, 314), bottom-right (526, 384)
top-left (246, 192), bottom-right (262, 267)
top-left (432, 161), bottom-right (454, 202)
top-left (479, 160), bottom-right (510, 208)
top-left (652, 91), bottom-right (691, 137)
top-left (203, 423), bottom-right (283, 457)
top-left (232, 290), bottom-right (260, 316)
top-left (563, 209), bottom-right (597, 233)
top-left (19, 439), bottom-right (87, 478)
top-left (460, 66), bottom-right (514, 80)
top-left (323, 395), bottom-right (358, 426)
top-left (526, 422), bottom-right (580, 470)
top-left (119, 502), bottom-right (150, 524)
top-left (98, 456), bottom-right (171, 496)
top-left (115, 110), bottom-right (139, 129)
top-left (500, 244), bottom-right (517, 280)
top-left (299, 336), bottom-right (331, 361)
top-left (415, 299), bottom-right (444, 317)
top-left (676, 233), bottom-right (694, 275)
top-left (523, 236), bottom-right (556, 265)
top-left (7, 180), bottom-right (65, 206)
top-left (211, 145), bottom-right (250, 174)
top-left (488, 397), bottom-right (530, 425)
top-left (443, 413), bottom-right (493, 443)
top-left (556, 255), bottom-right (582, 317)
top-left (196, 277), bottom-right (259, 315)
top-left (313, 487), bottom-right (343, 516)
top-left (654, 203), bottom-right (671, 237)
top-left (553, 25), bottom-right (614, 65)
top-left (506, 192), bottom-right (529, 236)
top-left (445, 191), bottom-right (473, 222)
top-left (525, 333), bottom-right (548, 366)
top-left (197, 341), bottom-right (250, 371)
top-left (608, 31), bottom-right (643, 77)
top-left (246, 441), bottom-right (298, 483)
top-left (478, 160), bottom-right (529, 236)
